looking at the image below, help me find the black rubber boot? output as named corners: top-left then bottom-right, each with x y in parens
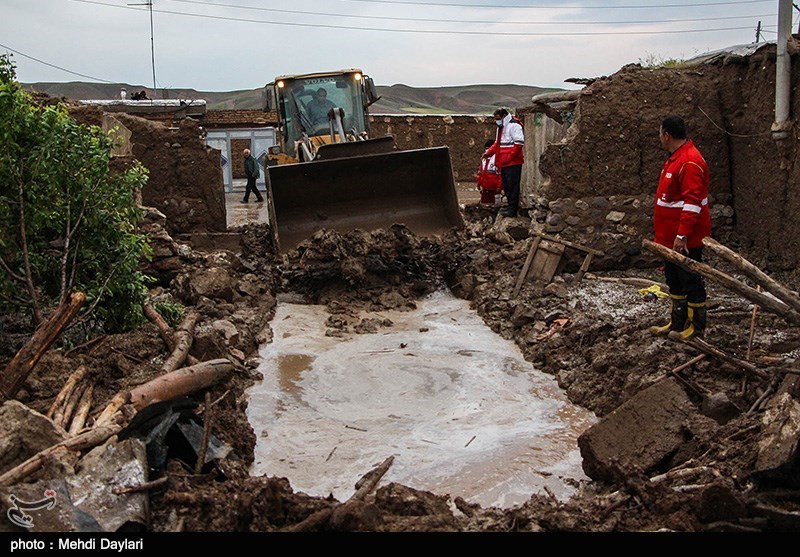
top-left (677, 301), bottom-right (707, 340)
top-left (650, 294), bottom-right (688, 336)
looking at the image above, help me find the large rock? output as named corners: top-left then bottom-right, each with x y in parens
top-left (0, 401), bottom-right (70, 478)
top-left (578, 378), bottom-right (697, 482)
top-left (190, 267), bottom-right (235, 302)
top-left (754, 393), bottom-right (800, 484)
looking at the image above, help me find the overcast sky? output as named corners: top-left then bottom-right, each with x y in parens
top-left (0, 0), bottom-right (792, 91)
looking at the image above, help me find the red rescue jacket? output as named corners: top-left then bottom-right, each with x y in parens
top-left (653, 140), bottom-right (712, 249)
top-left (484, 114), bottom-right (524, 168)
top-left (477, 155), bottom-right (501, 192)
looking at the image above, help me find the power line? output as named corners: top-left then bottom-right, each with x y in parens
top-left (334, 0), bottom-right (773, 9)
top-left (0, 42), bottom-right (114, 83)
top-left (68, 0), bottom-right (776, 36)
top-left (167, 0), bottom-right (775, 26)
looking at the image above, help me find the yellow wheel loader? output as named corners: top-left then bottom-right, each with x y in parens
top-left (263, 69), bottom-right (463, 252)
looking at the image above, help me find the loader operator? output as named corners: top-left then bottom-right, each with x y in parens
top-left (307, 87), bottom-right (337, 127)
top-left (649, 115), bottom-right (712, 340)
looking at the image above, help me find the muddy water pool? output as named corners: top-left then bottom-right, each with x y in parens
top-left (246, 291), bottom-right (596, 508)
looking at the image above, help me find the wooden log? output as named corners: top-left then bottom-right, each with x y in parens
top-left (144, 303), bottom-right (199, 366)
top-left (143, 302), bottom-right (174, 348)
top-left (531, 230), bottom-right (605, 256)
top-left (0, 419), bottom-right (123, 487)
top-left (55, 382), bottom-right (87, 430)
top-left (129, 359), bottom-right (234, 411)
top-left (352, 456), bottom-right (394, 501)
top-left (642, 239), bottom-right (800, 324)
top-left (161, 311), bottom-right (199, 374)
top-left (47, 365), bottom-right (88, 419)
top-left (68, 384), bottom-right (94, 435)
top-left (575, 253), bottom-right (595, 282)
top-left (703, 237), bottom-right (800, 314)
top-left (195, 392), bottom-right (213, 475)
top-left (512, 236), bottom-right (542, 299)
top-left (0, 291), bottom-right (86, 402)
top-left (670, 334), bottom-right (770, 380)
top-left (94, 392), bottom-right (131, 428)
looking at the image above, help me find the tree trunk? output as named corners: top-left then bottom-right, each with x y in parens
top-left (642, 240), bottom-right (800, 324)
top-left (47, 365), bottom-right (88, 419)
top-left (129, 359), bottom-right (234, 411)
top-left (0, 291), bottom-right (86, 402)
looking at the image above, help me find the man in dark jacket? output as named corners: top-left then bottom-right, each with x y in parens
top-left (242, 148), bottom-right (264, 203)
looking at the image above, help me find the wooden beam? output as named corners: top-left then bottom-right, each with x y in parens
top-left (512, 236), bottom-right (541, 299)
top-left (531, 230), bottom-right (604, 256)
top-left (642, 239), bottom-right (800, 324)
top-left (0, 292), bottom-right (86, 402)
top-left (703, 237), bottom-right (800, 314)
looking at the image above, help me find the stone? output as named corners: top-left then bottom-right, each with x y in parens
top-left (696, 483), bottom-right (747, 523)
top-left (547, 214), bottom-right (563, 226)
top-left (591, 197), bottom-right (609, 208)
top-left (565, 215), bottom-right (582, 226)
top-left (575, 199), bottom-right (590, 211)
top-left (190, 267), bottom-right (235, 302)
top-left (548, 199), bottom-right (572, 214)
top-left (543, 282), bottom-right (569, 298)
top-left (212, 319), bottom-right (240, 346)
top-left (606, 211), bottom-right (626, 223)
top-left (0, 401), bottom-right (70, 477)
top-left (700, 392), bottom-right (741, 424)
top-left (578, 378), bottom-right (698, 481)
top-left (754, 393), bottom-right (800, 482)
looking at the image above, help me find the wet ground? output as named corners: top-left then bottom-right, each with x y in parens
top-left (247, 290), bottom-right (596, 508)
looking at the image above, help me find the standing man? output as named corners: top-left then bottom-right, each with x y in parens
top-left (483, 108), bottom-right (524, 217)
top-left (242, 148), bottom-right (264, 203)
top-left (650, 116), bottom-right (712, 340)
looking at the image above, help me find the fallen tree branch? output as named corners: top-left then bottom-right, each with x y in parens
top-left (68, 384), bottom-right (94, 435)
top-left (112, 475), bottom-right (168, 495)
top-left (161, 311), bottom-right (199, 374)
top-left (287, 456), bottom-right (395, 532)
top-left (55, 381), bottom-right (88, 430)
top-left (47, 365), bottom-right (88, 420)
top-left (702, 237), bottom-right (800, 314)
top-left (143, 302), bottom-right (199, 367)
top-left (672, 335), bottom-right (770, 381)
top-left (195, 392), bottom-right (213, 475)
top-left (0, 291), bottom-right (87, 402)
top-left (642, 239), bottom-right (800, 324)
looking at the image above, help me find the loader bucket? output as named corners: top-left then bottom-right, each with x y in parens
top-left (267, 146), bottom-right (464, 252)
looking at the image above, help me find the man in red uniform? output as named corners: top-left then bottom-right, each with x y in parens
top-left (650, 116), bottom-right (712, 340)
top-left (483, 108), bottom-right (524, 217)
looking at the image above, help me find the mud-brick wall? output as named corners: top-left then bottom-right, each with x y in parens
top-left (114, 114), bottom-right (227, 234)
top-left (70, 107), bottom-right (227, 235)
top-left (535, 47), bottom-right (800, 270)
top-left (369, 115), bottom-right (496, 182)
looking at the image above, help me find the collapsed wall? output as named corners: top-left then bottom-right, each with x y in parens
top-left (369, 114), bottom-right (496, 182)
top-left (69, 106), bottom-right (227, 235)
top-left (532, 43), bottom-right (799, 270)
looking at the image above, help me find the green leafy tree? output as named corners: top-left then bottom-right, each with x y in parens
top-left (0, 55), bottom-right (152, 332)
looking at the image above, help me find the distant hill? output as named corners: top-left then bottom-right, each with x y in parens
top-left (23, 81), bottom-right (560, 115)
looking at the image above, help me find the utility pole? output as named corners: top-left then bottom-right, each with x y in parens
top-left (129, 1), bottom-right (157, 98)
top-left (756, 20), bottom-right (763, 42)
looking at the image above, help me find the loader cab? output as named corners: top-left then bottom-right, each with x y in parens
top-left (266, 70), bottom-right (379, 160)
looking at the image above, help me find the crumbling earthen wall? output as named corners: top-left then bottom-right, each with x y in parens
top-left (535, 45), bottom-right (800, 270)
top-left (369, 115), bottom-right (496, 182)
top-left (69, 107), bottom-right (227, 235)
